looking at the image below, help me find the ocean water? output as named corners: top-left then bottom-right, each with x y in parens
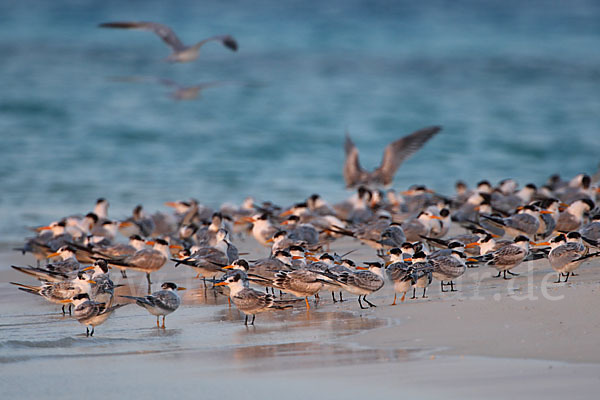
top-left (1, 0), bottom-right (599, 241)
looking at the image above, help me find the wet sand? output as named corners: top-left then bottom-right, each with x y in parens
top-left (1, 238), bottom-right (600, 399)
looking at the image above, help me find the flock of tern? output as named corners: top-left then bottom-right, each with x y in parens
top-left (10, 166), bottom-right (600, 335)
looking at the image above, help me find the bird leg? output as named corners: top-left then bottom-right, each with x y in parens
top-left (62, 305), bottom-right (66, 315)
top-left (450, 281), bottom-right (457, 292)
top-left (570, 272), bottom-right (578, 276)
top-left (69, 304), bottom-right (72, 315)
top-left (156, 316), bottom-right (160, 328)
top-left (391, 293), bottom-right (397, 306)
top-left (441, 281), bottom-right (448, 292)
top-left (358, 295), bottom-right (368, 309)
top-left (121, 270), bottom-right (127, 278)
top-left (410, 288), bottom-right (417, 299)
top-left (90, 326), bottom-right (94, 337)
top-left (422, 288), bottom-right (428, 298)
top-left (161, 316), bottom-right (166, 329)
top-left (305, 297), bottom-right (311, 310)
top-left (507, 270), bottom-right (519, 276)
top-left (244, 315), bottom-right (249, 325)
top-left (554, 273), bottom-right (562, 283)
top-left (564, 272), bottom-right (570, 283)
top-left (251, 314), bottom-right (256, 325)
top-left (363, 295), bottom-right (376, 307)
top-left (86, 327), bottom-right (90, 337)
top-left (332, 292), bottom-right (338, 303)
top-left (503, 271), bottom-right (511, 280)
top-left (494, 271), bottom-right (502, 278)
top-left (400, 292), bottom-right (406, 302)
top-left (339, 291), bottom-right (344, 302)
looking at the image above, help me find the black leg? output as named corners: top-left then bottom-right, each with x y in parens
top-left (90, 326), bottom-right (94, 337)
top-left (358, 295), bottom-right (368, 309)
top-left (494, 271), bottom-right (502, 278)
top-left (571, 272), bottom-right (578, 276)
top-left (441, 281), bottom-right (447, 292)
top-left (422, 288), bottom-right (428, 298)
top-left (69, 304), bottom-right (72, 315)
top-left (339, 292), bottom-right (344, 302)
top-left (62, 305), bottom-right (66, 315)
top-left (554, 273), bottom-right (562, 283)
top-left (363, 295), bottom-right (376, 307)
top-left (564, 272), bottom-right (570, 283)
top-left (507, 270), bottom-right (519, 276)
top-left (265, 287), bottom-right (269, 294)
top-left (121, 269), bottom-right (127, 278)
top-left (203, 277), bottom-right (207, 289)
top-left (450, 281), bottom-right (458, 292)
top-left (251, 314), bottom-right (256, 325)
top-left (410, 288), bottom-right (416, 299)
top-left (86, 327), bottom-right (89, 337)
top-left (332, 291), bottom-right (337, 303)
top-left (244, 315), bottom-right (248, 325)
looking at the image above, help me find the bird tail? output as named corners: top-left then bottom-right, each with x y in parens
top-left (10, 282), bottom-right (42, 295)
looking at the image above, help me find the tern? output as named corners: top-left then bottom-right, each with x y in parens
top-left (343, 126), bottom-right (441, 188)
top-left (99, 21), bottom-right (238, 63)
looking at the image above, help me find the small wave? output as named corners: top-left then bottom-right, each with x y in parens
top-left (0, 337), bottom-right (80, 349)
top-left (0, 336), bottom-right (133, 349)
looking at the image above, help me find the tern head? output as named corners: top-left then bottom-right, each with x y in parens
top-left (412, 251), bottom-right (427, 262)
top-left (319, 253), bottom-right (335, 263)
top-left (214, 271), bottom-right (245, 286)
top-left (447, 241), bottom-right (464, 250)
top-left (161, 282), bottom-right (185, 291)
top-left (439, 208), bottom-right (450, 218)
top-left (341, 259), bottom-right (356, 268)
top-left (93, 259), bottom-right (109, 274)
top-left (566, 231), bottom-right (582, 242)
top-left (551, 234), bottom-right (567, 245)
top-left (225, 259), bottom-right (250, 271)
top-left (513, 235), bottom-right (532, 245)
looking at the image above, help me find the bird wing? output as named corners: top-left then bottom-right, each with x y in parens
top-left (489, 245), bottom-right (526, 266)
top-left (374, 126), bottom-right (441, 186)
top-left (192, 35), bottom-right (238, 51)
top-left (343, 132), bottom-right (367, 188)
top-left (99, 21), bottom-right (186, 51)
top-left (232, 289), bottom-right (273, 312)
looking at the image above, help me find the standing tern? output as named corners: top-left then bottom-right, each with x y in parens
top-left (68, 293), bottom-right (126, 337)
top-left (119, 282), bottom-right (185, 328)
top-left (215, 272), bottom-right (298, 325)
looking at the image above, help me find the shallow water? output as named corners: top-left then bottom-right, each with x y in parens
top-left (1, 0), bottom-right (599, 241)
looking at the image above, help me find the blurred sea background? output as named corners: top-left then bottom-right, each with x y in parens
top-left (1, 0), bottom-right (599, 242)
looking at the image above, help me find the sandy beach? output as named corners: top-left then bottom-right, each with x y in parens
top-left (2, 236), bottom-right (600, 399)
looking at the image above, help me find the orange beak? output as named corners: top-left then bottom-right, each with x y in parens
top-left (169, 244), bottom-right (183, 250)
top-left (214, 281), bottom-right (228, 286)
top-left (242, 216), bottom-right (256, 223)
top-left (36, 226), bottom-right (52, 232)
top-left (429, 215), bottom-right (443, 220)
top-left (177, 287), bottom-right (187, 291)
top-left (266, 238), bottom-right (274, 243)
top-left (535, 242), bottom-right (550, 246)
top-left (119, 221), bottom-right (133, 228)
top-left (146, 241), bottom-right (155, 246)
top-left (539, 210), bottom-right (553, 214)
top-left (82, 266), bottom-right (95, 271)
top-left (464, 242), bottom-right (479, 248)
top-left (356, 266), bottom-right (369, 270)
top-left (491, 234), bottom-right (500, 238)
top-left (280, 210), bottom-right (294, 217)
top-left (164, 201), bottom-right (178, 208)
top-left (466, 258), bottom-right (479, 263)
top-left (291, 256), bottom-right (304, 260)
top-left (222, 265), bottom-right (234, 269)
top-left (47, 252), bottom-right (60, 258)
top-left (306, 256), bottom-right (320, 262)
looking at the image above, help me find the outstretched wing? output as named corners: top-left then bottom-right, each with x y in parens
top-left (343, 132), bottom-right (368, 188)
top-left (99, 21), bottom-right (186, 51)
top-left (193, 35), bottom-right (238, 51)
top-left (374, 126), bottom-right (441, 186)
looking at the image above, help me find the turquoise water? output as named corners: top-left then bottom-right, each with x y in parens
top-left (1, 0), bottom-right (599, 241)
